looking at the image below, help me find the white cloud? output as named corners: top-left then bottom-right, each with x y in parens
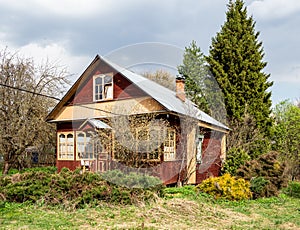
top-left (248, 0), bottom-right (300, 20)
top-left (0, 41), bottom-right (91, 82)
top-left (0, 0), bottom-right (142, 18)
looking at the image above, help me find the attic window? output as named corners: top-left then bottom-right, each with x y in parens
top-left (94, 74), bottom-right (113, 101)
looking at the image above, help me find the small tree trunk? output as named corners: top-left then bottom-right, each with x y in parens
top-left (2, 161), bottom-right (10, 175)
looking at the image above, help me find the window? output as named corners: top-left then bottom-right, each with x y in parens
top-left (113, 127), bottom-right (176, 162)
top-left (135, 127), bottom-right (163, 161)
top-left (76, 132), bottom-right (95, 160)
top-left (58, 132), bottom-right (74, 160)
top-left (196, 135), bottom-right (204, 163)
top-left (113, 127), bottom-right (164, 161)
top-left (164, 129), bottom-right (176, 161)
top-left (94, 74), bottom-right (113, 101)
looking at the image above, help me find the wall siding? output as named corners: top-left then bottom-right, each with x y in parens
top-left (69, 61), bottom-right (147, 105)
top-left (196, 131), bottom-right (222, 183)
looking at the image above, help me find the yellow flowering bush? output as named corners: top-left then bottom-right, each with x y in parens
top-left (196, 173), bottom-right (252, 201)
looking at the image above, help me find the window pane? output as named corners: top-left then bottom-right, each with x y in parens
top-left (104, 75), bottom-right (112, 84)
top-left (67, 134), bottom-right (74, 142)
top-left (104, 85), bottom-right (113, 98)
top-left (59, 134), bottom-right (66, 142)
top-left (95, 77), bottom-right (102, 84)
top-left (164, 129), bottom-right (176, 160)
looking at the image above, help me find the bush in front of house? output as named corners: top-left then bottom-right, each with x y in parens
top-left (249, 176), bottom-right (269, 199)
top-left (221, 147), bottom-right (251, 176)
top-left (101, 169), bottom-right (163, 189)
top-left (236, 151), bottom-right (288, 198)
top-left (0, 168), bottom-right (164, 209)
top-left (196, 173), bottom-right (252, 201)
top-left (282, 181), bottom-right (300, 199)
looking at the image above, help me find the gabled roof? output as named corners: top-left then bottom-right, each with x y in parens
top-left (101, 56), bottom-right (229, 131)
top-left (46, 55), bottom-right (229, 131)
top-left (79, 119), bottom-right (112, 130)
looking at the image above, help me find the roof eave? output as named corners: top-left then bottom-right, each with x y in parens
top-left (45, 55), bottom-right (101, 122)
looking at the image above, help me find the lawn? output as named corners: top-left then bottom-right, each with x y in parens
top-left (1, 193), bottom-right (300, 229)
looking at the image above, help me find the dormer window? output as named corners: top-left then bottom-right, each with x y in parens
top-left (93, 74), bottom-right (113, 101)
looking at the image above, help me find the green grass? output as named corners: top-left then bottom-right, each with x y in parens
top-left (1, 191), bottom-right (300, 229)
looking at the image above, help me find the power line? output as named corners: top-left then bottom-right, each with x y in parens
top-left (0, 82), bottom-right (122, 116)
top-left (0, 82), bottom-right (61, 101)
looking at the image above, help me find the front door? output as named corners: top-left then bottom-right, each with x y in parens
top-left (94, 132), bottom-right (112, 173)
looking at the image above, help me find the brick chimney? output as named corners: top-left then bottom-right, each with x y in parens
top-left (176, 77), bottom-right (185, 102)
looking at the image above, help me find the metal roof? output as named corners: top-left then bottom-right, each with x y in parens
top-left (102, 56), bottom-right (229, 130)
top-left (79, 118), bottom-right (112, 129)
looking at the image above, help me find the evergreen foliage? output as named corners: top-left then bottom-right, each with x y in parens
top-left (178, 40), bottom-right (210, 114)
top-left (178, 41), bottom-right (227, 122)
top-left (222, 147), bottom-right (250, 175)
top-left (236, 151), bottom-right (288, 198)
top-left (206, 0), bottom-right (273, 135)
top-left (0, 168), bottom-right (164, 209)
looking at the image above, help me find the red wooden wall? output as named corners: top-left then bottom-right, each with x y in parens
top-left (196, 131), bottom-right (222, 183)
top-left (69, 61), bottom-right (146, 105)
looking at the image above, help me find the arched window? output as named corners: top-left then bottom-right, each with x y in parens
top-left (76, 132), bottom-right (95, 160)
top-left (57, 132), bottom-right (74, 160)
top-left (94, 74), bottom-right (113, 101)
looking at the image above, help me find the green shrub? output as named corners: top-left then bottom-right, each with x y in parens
top-left (250, 177), bottom-right (269, 199)
top-left (222, 147), bottom-right (250, 175)
top-left (196, 173), bottom-right (252, 201)
top-left (0, 169), bottom-right (163, 209)
top-left (282, 181), bottom-right (300, 198)
top-left (163, 185), bottom-right (197, 198)
top-left (101, 170), bottom-right (163, 190)
top-left (5, 166), bottom-right (57, 175)
top-left (237, 151), bottom-right (288, 198)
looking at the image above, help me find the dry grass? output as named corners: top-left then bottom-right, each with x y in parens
top-left (1, 195), bottom-right (300, 229)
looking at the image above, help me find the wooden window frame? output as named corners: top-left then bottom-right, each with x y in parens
top-left (113, 127), bottom-right (177, 162)
top-left (135, 127), bottom-right (163, 162)
top-left (76, 131), bottom-right (95, 160)
top-left (163, 129), bottom-right (176, 161)
top-left (196, 135), bottom-right (204, 163)
top-left (57, 132), bottom-right (74, 160)
top-left (93, 73), bottom-right (113, 102)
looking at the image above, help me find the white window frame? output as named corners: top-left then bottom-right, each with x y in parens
top-left (196, 135), bottom-right (204, 163)
top-left (93, 74), bottom-right (113, 101)
top-left (76, 131), bottom-right (95, 160)
top-left (57, 132), bottom-right (74, 160)
top-left (164, 129), bottom-right (176, 161)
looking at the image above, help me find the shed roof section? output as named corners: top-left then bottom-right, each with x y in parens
top-left (79, 119), bottom-right (112, 130)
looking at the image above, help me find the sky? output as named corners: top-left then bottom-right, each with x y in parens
top-left (0, 0), bottom-right (299, 105)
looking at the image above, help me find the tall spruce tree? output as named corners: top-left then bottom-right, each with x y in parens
top-left (178, 41), bottom-right (210, 114)
top-left (207, 0), bottom-right (273, 135)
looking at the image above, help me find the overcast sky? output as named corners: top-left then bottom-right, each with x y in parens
top-left (0, 0), bottom-right (299, 105)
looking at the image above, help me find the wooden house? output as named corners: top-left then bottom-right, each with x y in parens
top-left (46, 55), bottom-right (229, 185)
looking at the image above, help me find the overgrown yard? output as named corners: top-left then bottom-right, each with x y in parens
top-left (1, 193), bottom-right (300, 229)
top-left (1, 168), bottom-right (299, 229)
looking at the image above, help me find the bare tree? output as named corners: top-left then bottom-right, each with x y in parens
top-left (142, 69), bottom-right (176, 91)
top-left (109, 112), bottom-right (169, 169)
top-left (0, 49), bottom-right (69, 175)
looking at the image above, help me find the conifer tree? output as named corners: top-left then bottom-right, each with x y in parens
top-left (178, 40), bottom-right (210, 114)
top-left (207, 0), bottom-right (273, 135)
